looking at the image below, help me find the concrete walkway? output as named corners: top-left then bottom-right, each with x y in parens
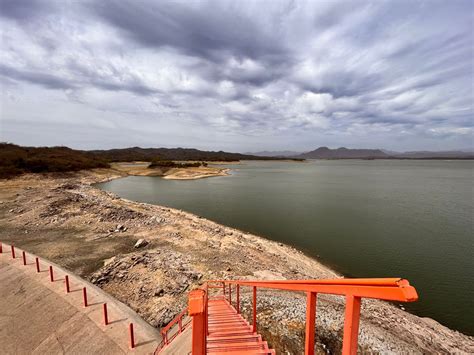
top-left (0, 243), bottom-right (160, 354)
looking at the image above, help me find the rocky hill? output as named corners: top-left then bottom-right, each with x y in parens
top-left (89, 147), bottom-right (293, 162)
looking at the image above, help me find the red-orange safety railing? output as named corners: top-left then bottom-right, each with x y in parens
top-left (183, 278), bottom-right (418, 355)
top-left (155, 307), bottom-right (193, 353)
top-left (0, 242), bottom-right (140, 350)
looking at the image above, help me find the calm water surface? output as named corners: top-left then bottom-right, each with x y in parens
top-left (96, 160), bottom-right (474, 334)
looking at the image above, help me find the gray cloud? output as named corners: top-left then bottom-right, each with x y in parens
top-left (0, 0), bottom-right (51, 20)
top-left (89, 1), bottom-right (289, 62)
top-left (0, 0), bottom-right (472, 151)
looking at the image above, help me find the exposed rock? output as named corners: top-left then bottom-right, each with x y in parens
top-left (134, 239), bottom-right (149, 248)
top-left (116, 224), bottom-right (124, 231)
top-left (103, 256), bottom-right (116, 267)
top-left (154, 288), bottom-right (165, 297)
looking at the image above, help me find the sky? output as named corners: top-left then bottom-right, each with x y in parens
top-left (0, 0), bottom-right (473, 152)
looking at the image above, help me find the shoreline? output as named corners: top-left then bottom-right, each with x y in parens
top-left (110, 162), bottom-right (231, 180)
top-left (94, 172), bottom-right (460, 331)
top-left (0, 168), bottom-right (472, 353)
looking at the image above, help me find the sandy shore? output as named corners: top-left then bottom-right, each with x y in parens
top-left (0, 169), bottom-right (472, 353)
top-left (110, 162), bottom-right (230, 180)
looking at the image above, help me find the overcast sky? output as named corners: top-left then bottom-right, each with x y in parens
top-left (0, 0), bottom-right (473, 152)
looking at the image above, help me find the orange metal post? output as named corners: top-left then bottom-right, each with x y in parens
top-left (228, 284), bottom-right (232, 304)
top-left (129, 323), bottom-right (135, 349)
top-left (49, 266), bottom-right (54, 282)
top-left (35, 257), bottom-right (40, 272)
top-left (305, 292), bottom-right (317, 355)
top-left (83, 287), bottom-right (88, 307)
top-left (193, 312), bottom-right (205, 354)
top-left (11, 245), bottom-right (15, 259)
top-left (22, 251), bottom-right (26, 265)
top-left (205, 289), bottom-right (209, 337)
top-left (205, 284), bottom-right (209, 336)
top-left (0, 242), bottom-right (2, 253)
top-left (103, 303), bottom-right (109, 325)
top-left (222, 282), bottom-right (226, 297)
top-left (65, 275), bottom-right (70, 293)
top-left (252, 286), bottom-right (257, 333)
top-left (236, 284), bottom-right (240, 313)
top-left (189, 289), bottom-right (206, 355)
top-left (342, 295), bottom-right (361, 355)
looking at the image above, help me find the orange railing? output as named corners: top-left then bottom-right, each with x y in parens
top-left (185, 278), bottom-right (418, 355)
top-left (155, 307), bottom-right (192, 353)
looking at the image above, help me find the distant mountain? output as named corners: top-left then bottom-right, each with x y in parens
top-left (293, 147), bottom-right (474, 159)
top-left (245, 150), bottom-right (301, 157)
top-left (394, 150), bottom-right (474, 159)
top-left (296, 147), bottom-right (388, 159)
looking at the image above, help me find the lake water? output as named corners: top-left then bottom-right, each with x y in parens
top-left (96, 160), bottom-right (474, 335)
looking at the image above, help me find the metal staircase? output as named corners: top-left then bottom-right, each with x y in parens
top-left (156, 278), bottom-right (418, 354)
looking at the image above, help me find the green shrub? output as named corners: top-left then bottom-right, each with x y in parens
top-left (149, 158), bottom-right (205, 169)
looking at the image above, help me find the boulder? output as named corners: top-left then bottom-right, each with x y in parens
top-left (134, 239), bottom-right (149, 248)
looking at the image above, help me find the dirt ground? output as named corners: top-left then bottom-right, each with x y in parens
top-left (0, 169), bottom-right (472, 354)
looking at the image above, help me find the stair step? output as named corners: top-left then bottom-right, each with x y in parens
top-left (207, 341), bottom-right (269, 350)
top-left (207, 334), bottom-right (262, 341)
top-left (209, 330), bottom-right (256, 337)
top-left (208, 351), bottom-right (275, 355)
top-left (205, 298), bottom-right (275, 354)
top-left (208, 327), bottom-right (253, 333)
top-left (208, 335), bottom-right (262, 343)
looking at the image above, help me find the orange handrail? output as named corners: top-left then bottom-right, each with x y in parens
top-left (155, 307), bottom-right (192, 353)
top-left (185, 278), bottom-right (418, 355)
top-left (213, 277), bottom-right (404, 286)
top-left (208, 278), bottom-right (418, 302)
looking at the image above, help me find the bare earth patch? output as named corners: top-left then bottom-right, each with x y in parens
top-left (110, 162), bottom-right (230, 179)
top-left (0, 169), bottom-right (472, 353)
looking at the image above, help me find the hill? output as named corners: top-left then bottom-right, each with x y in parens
top-left (0, 143), bottom-right (108, 178)
top-left (88, 147), bottom-right (287, 162)
top-left (0, 143), bottom-right (297, 178)
top-left (296, 147), bottom-right (388, 159)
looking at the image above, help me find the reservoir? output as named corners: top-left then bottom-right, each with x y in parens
top-left (96, 160), bottom-right (474, 335)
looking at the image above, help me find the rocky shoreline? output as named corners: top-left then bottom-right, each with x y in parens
top-left (0, 169), bottom-right (472, 353)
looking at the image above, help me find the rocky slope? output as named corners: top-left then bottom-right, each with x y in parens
top-left (0, 169), bottom-right (472, 354)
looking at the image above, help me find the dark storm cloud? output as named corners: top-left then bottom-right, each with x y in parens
top-left (89, 1), bottom-right (289, 63)
top-left (0, 0), bottom-right (51, 20)
top-left (0, 0), bottom-right (472, 150)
